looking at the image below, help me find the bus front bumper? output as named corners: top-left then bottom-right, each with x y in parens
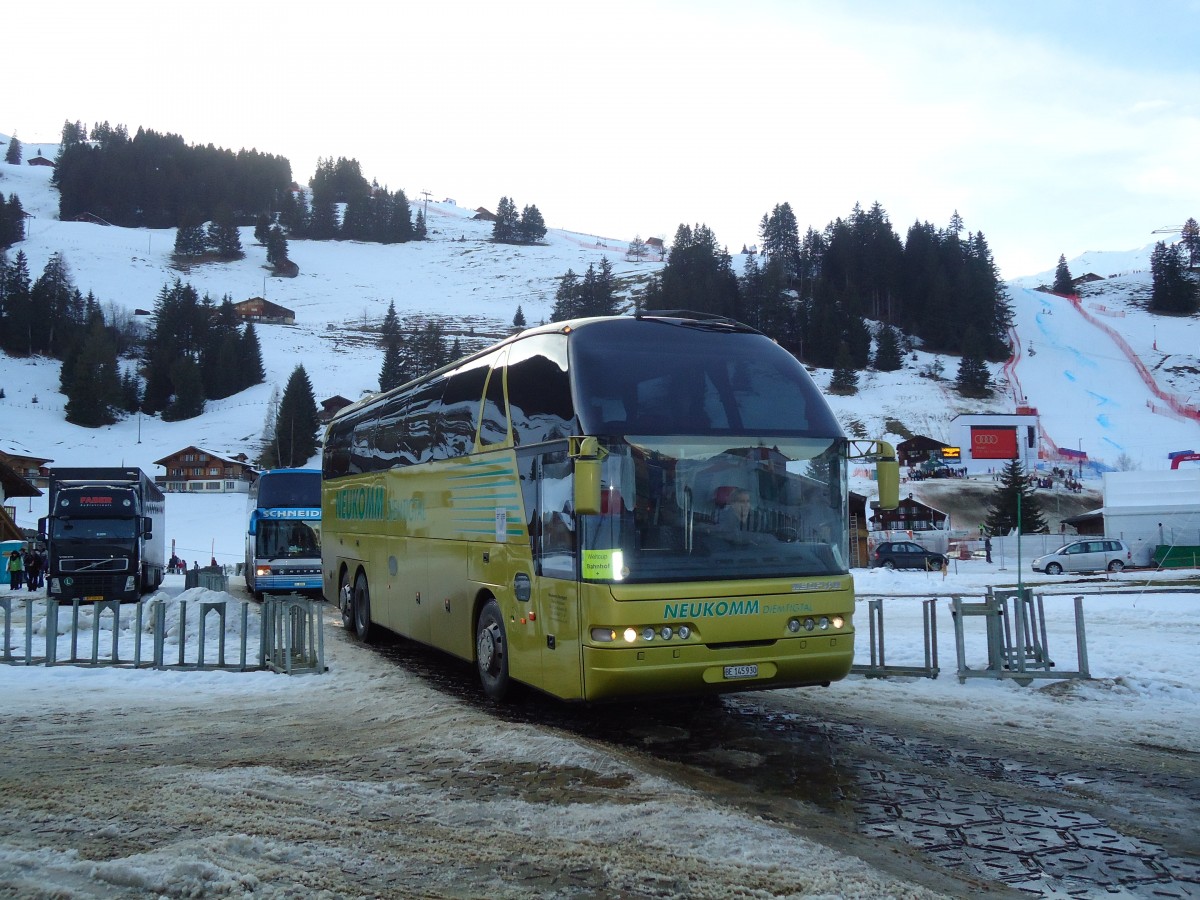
top-left (580, 633), bottom-right (853, 702)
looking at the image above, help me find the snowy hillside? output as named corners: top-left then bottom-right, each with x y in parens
top-left (2, 138), bottom-right (1199, 566)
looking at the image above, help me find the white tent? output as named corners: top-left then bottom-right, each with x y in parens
top-left (1103, 469), bottom-right (1200, 562)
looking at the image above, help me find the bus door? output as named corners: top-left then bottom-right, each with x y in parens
top-left (523, 449), bottom-right (584, 698)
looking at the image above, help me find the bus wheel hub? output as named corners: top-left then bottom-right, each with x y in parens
top-left (478, 624), bottom-right (503, 672)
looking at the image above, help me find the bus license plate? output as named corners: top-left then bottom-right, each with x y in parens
top-left (724, 664), bottom-right (758, 680)
top-left (85, 595), bottom-right (105, 602)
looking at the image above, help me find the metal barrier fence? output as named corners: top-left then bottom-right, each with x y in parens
top-left (0, 594), bottom-right (325, 674)
top-left (851, 597), bottom-right (940, 679)
top-left (950, 588), bottom-right (1090, 685)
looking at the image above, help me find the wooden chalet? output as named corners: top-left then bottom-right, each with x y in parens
top-left (233, 297), bottom-right (296, 325)
top-left (320, 395), bottom-right (353, 423)
top-left (0, 443), bottom-right (52, 488)
top-left (154, 447), bottom-right (257, 494)
top-left (0, 458), bottom-right (41, 541)
top-left (896, 435), bottom-right (949, 468)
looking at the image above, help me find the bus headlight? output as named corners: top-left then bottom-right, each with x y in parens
top-left (642, 627), bottom-right (655, 641)
top-left (818, 616), bottom-right (830, 630)
top-left (623, 627), bottom-right (638, 643)
top-left (832, 615), bottom-right (845, 629)
top-left (677, 625), bottom-right (691, 640)
top-left (591, 628), bottom-right (617, 642)
top-left (659, 626), bottom-right (673, 640)
top-left (787, 618), bottom-right (801, 633)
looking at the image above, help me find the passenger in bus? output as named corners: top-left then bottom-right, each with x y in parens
top-left (714, 487), bottom-right (753, 532)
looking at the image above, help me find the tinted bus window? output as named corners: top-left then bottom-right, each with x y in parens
top-left (439, 356), bottom-right (492, 459)
top-left (479, 348), bottom-right (509, 447)
top-left (507, 334), bottom-right (576, 446)
top-left (571, 321), bottom-right (839, 437)
top-left (373, 394), bottom-right (409, 468)
top-left (404, 377), bottom-right (446, 464)
top-left (257, 470), bottom-right (321, 507)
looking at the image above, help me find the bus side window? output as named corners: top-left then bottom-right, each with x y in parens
top-left (323, 418), bottom-right (353, 479)
top-left (404, 378), bottom-right (446, 465)
top-left (439, 358), bottom-right (491, 459)
top-left (479, 348), bottom-right (509, 447)
top-left (374, 394), bottom-right (408, 468)
top-left (507, 335), bottom-right (576, 446)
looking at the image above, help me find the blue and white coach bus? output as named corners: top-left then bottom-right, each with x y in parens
top-left (245, 468), bottom-right (323, 599)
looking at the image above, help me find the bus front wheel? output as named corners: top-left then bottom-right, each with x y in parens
top-left (476, 599), bottom-right (511, 701)
top-left (352, 572), bottom-right (378, 644)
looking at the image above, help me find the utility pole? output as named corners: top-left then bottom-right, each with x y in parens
top-left (421, 189), bottom-right (432, 221)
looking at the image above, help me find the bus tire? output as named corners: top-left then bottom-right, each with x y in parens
top-left (476, 599), bottom-right (511, 701)
top-left (338, 569), bottom-right (354, 631)
top-left (352, 572), bottom-right (378, 644)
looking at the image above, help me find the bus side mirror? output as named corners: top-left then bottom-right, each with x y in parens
top-left (877, 455), bottom-right (899, 510)
top-left (571, 436), bottom-right (602, 515)
top-left (37, 517), bottom-right (47, 541)
top-left (575, 459), bottom-right (602, 515)
top-left (143, 516), bottom-right (154, 539)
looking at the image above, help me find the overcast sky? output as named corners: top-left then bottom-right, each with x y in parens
top-left (7, 0), bottom-right (1200, 278)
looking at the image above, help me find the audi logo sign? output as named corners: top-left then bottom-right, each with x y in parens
top-left (971, 427), bottom-right (1018, 459)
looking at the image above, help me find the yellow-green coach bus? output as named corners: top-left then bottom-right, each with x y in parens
top-left (322, 311), bottom-right (898, 701)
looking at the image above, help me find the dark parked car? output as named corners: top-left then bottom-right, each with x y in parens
top-left (871, 540), bottom-right (948, 570)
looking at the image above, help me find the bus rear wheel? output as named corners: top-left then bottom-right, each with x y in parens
top-left (352, 572), bottom-right (377, 644)
top-left (338, 570), bottom-right (354, 631)
top-left (476, 599), bottom-right (511, 701)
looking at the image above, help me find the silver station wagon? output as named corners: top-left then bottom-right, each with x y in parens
top-left (1032, 538), bottom-right (1131, 574)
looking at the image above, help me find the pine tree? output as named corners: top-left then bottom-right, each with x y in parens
top-left (206, 209), bottom-right (243, 260)
top-left (511, 305), bottom-right (527, 333)
top-left (492, 197), bottom-right (519, 243)
top-left (1181, 218), bottom-right (1200, 267)
top-left (413, 208), bottom-right (427, 240)
top-left (828, 342), bottom-right (859, 395)
top-left (266, 225), bottom-right (289, 269)
top-left (380, 300), bottom-right (400, 346)
top-left (872, 323), bottom-right (903, 371)
top-left (253, 213), bottom-right (272, 245)
top-left (984, 458), bottom-right (1048, 535)
top-left (1149, 241), bottom-right (1197, 313)
top-left (63, 318), bottom-right (122, 426)
top-left (119, 365), bottom-right (142, 413)
top-left (162, 355), bottom-right (206, 421)
top-left (174, 221), bottom-right (208, 258)
top-left (0, 194), bottom-right (27, 248)
top-left (379, 338), bottom-right (405, 392)
top-left (239, 322), bottom-right (266, 389)
top-left (4, 133), bottom-right (22, 165)
top-left (552, 269), bottom-right (580, 321)
top-left (955, 327), bottom-right (992, 397)
top-left (0, 250), bottom-right (33, 356)
top-left (519, 204), bottom-right (547, 244)
top-left (273, 364), bottom-right (320, 467)
top-left (1052, 254), bottom-right (1074, 294)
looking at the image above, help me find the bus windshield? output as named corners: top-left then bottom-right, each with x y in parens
top-left (254, 519), bottom-right (321, 561)
top-left (568, 436), bottom-right (848, 583)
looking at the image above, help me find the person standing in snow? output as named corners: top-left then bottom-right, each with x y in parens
top-left (24, 546), bottom-right (43, 590)
top-left (7, 550), bottom-right (23, 590)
